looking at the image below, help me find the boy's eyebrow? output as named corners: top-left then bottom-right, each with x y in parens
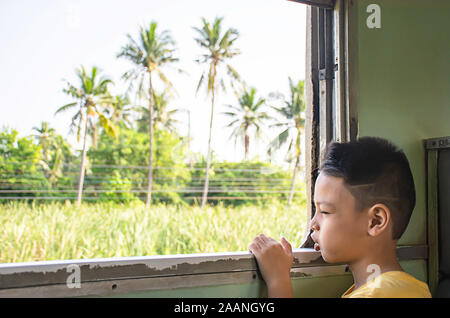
top-left (314, 200), bottom-right (335, 207)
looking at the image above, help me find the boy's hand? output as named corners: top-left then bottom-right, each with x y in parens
top-left (248, 234), bottom-right (294, 297)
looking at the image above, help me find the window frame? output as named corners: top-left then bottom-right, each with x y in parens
top-left (288, 0), bottom-right (336, 10)
top-left (301, 0), bottom-right (359, 248)
top-left (0, 246), bottom-right (427, 297)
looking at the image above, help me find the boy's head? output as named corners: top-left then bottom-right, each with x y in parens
top-left (310, 136), bottom-right (416, 263)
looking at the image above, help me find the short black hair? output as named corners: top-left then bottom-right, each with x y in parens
top-left (319, 136), bottom-right (416, 240)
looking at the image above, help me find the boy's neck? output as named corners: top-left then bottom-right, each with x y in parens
top-left (348, 242), bottom-right (403, 290)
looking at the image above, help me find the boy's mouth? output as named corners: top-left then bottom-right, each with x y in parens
top-left (314, 242), bottom-right (320, 251)
top-left (311, 233), bottom-right (320, 251)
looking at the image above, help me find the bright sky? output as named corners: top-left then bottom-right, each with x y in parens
top-left (0, 0), bottom-right (306, 165)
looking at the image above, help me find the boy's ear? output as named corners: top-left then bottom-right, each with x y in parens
top-left (367, 204), bottom-right (391, 237)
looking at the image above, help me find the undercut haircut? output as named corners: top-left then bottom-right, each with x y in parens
top-left (319, 136), bottom-right (416, 240)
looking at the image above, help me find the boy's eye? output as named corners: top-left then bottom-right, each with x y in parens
top-left (320, 211), bottom-right (330, 215)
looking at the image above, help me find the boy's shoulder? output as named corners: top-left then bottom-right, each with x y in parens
top-left (342, 271), bottom-right (432, 298)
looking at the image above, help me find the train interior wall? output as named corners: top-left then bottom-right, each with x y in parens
top-left (356, 0), bottom-right (450, 292)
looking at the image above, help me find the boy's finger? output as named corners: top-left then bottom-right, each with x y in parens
top-left (248, 243), bottom-right (261, 257)
top-left (249, 241), bottom-right (260, 252)
top-left (258, 233), bottom-right (269, 243)
top-left (281, 237), bottom-right (293, 254)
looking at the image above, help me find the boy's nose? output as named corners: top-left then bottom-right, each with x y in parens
top-left (310, 215), bottom-right (320, 231)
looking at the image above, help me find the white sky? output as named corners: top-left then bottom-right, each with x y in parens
top-left (0, 0), bottom-right (306, 165)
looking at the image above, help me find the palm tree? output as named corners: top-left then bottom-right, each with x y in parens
top-left (55, 65), bottom-right (117, 206)
top-left (32, 122), bottom-right (74, 186)
top-left (117, 21), bottom-right (180, 207)
top-left (193, 16), bottom-right (241, 208)
top-left (32, 121), bottom-right (56, 162)
top-left (108, 94), bottom-right (135, 129)
top-left (136, 90), bottom-right (181, 134)
top-left (90, 93), bottom-right (135, 148)
top-left (268, 78), bottom-right (305, 205)
top-left (47, 134), bottom-right (73, 186)
top-left (222, 86), bottom-right (271, 160)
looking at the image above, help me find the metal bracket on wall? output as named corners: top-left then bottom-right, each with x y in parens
top-left (424, 136), bottom-right (450, 150)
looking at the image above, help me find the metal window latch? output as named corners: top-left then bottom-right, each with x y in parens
top-left (319, 67), bottom-right (336, 80)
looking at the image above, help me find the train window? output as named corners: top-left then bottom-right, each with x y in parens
top-left (0, 0), bottom-right (309, 261)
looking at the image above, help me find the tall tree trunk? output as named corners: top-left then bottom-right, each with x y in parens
top-left (92, 125), bottom-right (98, 149)
top-left (201, 75), bottom-right (216, 208)
top-left (187, 110), bottom-right (194, 170)
top-left (244, 125), bottom-right (249, 161)
top-left (288, 131), bottom-right (302, 206)
top-left (146, 72), bottom-right (154, 207)
top-left (76, 117), bottom-right (89, 207)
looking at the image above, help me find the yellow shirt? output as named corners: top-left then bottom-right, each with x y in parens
top-left (342, 271), bottom-right (432, 298)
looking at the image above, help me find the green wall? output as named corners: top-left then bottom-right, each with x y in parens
top-left (356, 0), bottom-right (450, 245)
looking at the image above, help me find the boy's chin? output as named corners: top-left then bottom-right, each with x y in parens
top-left (320, 251), bottom-right (343, 264)
top-left (312, 244), bottom-right (345, 264)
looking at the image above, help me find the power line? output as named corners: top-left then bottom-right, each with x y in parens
top-left (0, 162), bottom-right (290, 173)
top-left (0, 180), bottom-right (294, 187)
top-left (0, 188), bottom-right (301, 193)
top-left (0, 175), bottom-right (294, 182)
top-left (0, 162), bottom-right (304, 202)
top-left (0, 196), bottom-right (287, 201)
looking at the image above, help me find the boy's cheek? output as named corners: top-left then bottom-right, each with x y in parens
top-left (319, 236), bottom-right (344, 263)
top-left (321, 226), bottom-right (367, 263)
top-left (321, 242), bottom-right (350, 263)
top-left (319, 224), bottom-right (354, 260)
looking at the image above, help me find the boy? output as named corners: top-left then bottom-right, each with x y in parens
top-left (249, 136), bottom-right (432, 298)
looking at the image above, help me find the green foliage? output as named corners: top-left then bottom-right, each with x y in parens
top-left (87, 128), bottom-right (190, 203)
top-left (136, 90), bottom-right (181, 134)
top-left (0, 126), bottom-right (304, 206)
top-left (1, 20), bottom-right (305, 209)
top-left (32, 122), bottom-right (75, 187)
top-left (0, 127), bottom-right (80, 201)
top-left (187, 159), bottom-right (305, 206)
top-left (0, 128), bottom-right (41, 163)
top-left (0, 127), bottom-right (47, 199)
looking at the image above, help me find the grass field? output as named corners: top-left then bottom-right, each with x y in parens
top-left (0, 198), bottom-right (307, 263)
